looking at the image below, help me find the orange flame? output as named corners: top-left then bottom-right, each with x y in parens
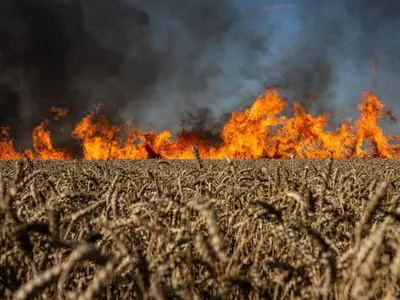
top-left (218, 88), bottom-right (286, 159)
top-left (0, 127), bottom-right (25, 160)
top-left (50, 106), bottom-right (69, 120)
top-left (32, 120), bottom-right (72, 160)
top-left (352, 91), bottom-right (391, 158)
top-left (274, 103), bottom-right (340, 158)
top-left (71, 112), bottom-right (147, 159)
top-left (0, 89), bottom-right (398, 160)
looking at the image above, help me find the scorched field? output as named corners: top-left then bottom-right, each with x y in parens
top-left (0, 157), bottom-right (399, 300)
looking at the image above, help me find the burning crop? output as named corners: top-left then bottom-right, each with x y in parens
top-left (0, 89), bottom-right (398, 160)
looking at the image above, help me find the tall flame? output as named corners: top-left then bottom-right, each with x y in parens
top-left (353, 91), bottom-right (391, 158)
top-left (0, 89), bottom-right (398, 160)
top-left (32, 120), bottom-right (72, 160)
top-left (0, 127), bottom-right (25, 160)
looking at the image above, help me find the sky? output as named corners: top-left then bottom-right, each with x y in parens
top-left (0, 0), bottom-right (398, 149)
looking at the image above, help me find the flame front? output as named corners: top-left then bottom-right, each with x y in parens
top-left (0, 127), bottom-right (25, 160)
top-left (32, 121), bottom-right (72, 160)
top-left (0, 89), bottom-right (398, 160)
top-left (71, 113), bottom-right (148, 159)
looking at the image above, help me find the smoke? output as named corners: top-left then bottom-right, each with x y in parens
top-left (0, 0), bottom-right (271, 151)
top-left (265, 0), bottom-right (400, 131)
top-left (0, 0), bottom-right (163, 151)
top-left (343, 0), bottom-right (400, 135)
top-left (0, 0), bottom-right (398, 154)
top-left (121, 0), bottom-right (271, 134)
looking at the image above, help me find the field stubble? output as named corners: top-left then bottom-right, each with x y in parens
top-left (0, 157), bottom-right (399, 299)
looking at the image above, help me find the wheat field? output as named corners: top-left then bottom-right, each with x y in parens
top-left (0, 157), bottom-right (399, 300)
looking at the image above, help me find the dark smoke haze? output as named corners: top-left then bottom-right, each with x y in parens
top-left (267, 0), bottom-right (400, 131)
top-left (0, 0), bottom-right (399, 153)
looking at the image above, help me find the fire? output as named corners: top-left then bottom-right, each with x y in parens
top-left (218, 88), bottom-right (286, 159)
top-left (71, 113), bottom-right (147, 159)
top-left (0, 89), bottom-right (398, 160)
top-left (32, 120), bottom-right (72, 160)
top-left (273, 103), bottom-right (342, 158)
top-left (50, 106), bottom-right (69, 120)
top-left (0, 127), bottom-right (26, 160)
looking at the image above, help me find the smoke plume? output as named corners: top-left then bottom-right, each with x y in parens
top-left (266, 0), bottom-right (400, 131)
top-left (0, 0), bottom-right (270, 151)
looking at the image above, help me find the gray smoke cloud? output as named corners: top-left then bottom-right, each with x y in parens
top-left (266, 0), bottom-right (400, 132)
top-left (121, 0), bottom-right (271, 133)
top-left (343, 0), bottom-right (400, 135)
top-left (0, 0), bottom-right (398, 155)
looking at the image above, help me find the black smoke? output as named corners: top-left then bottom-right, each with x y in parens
top-left (0, 0), bottom-right (270, 152)
top-left (0, 0), bottom-right (158, 151)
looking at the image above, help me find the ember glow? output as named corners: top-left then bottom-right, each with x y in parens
top-left (0, 89), bottom-right (398, 160)
top-left (50, 107), bottom-right (69, 121)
